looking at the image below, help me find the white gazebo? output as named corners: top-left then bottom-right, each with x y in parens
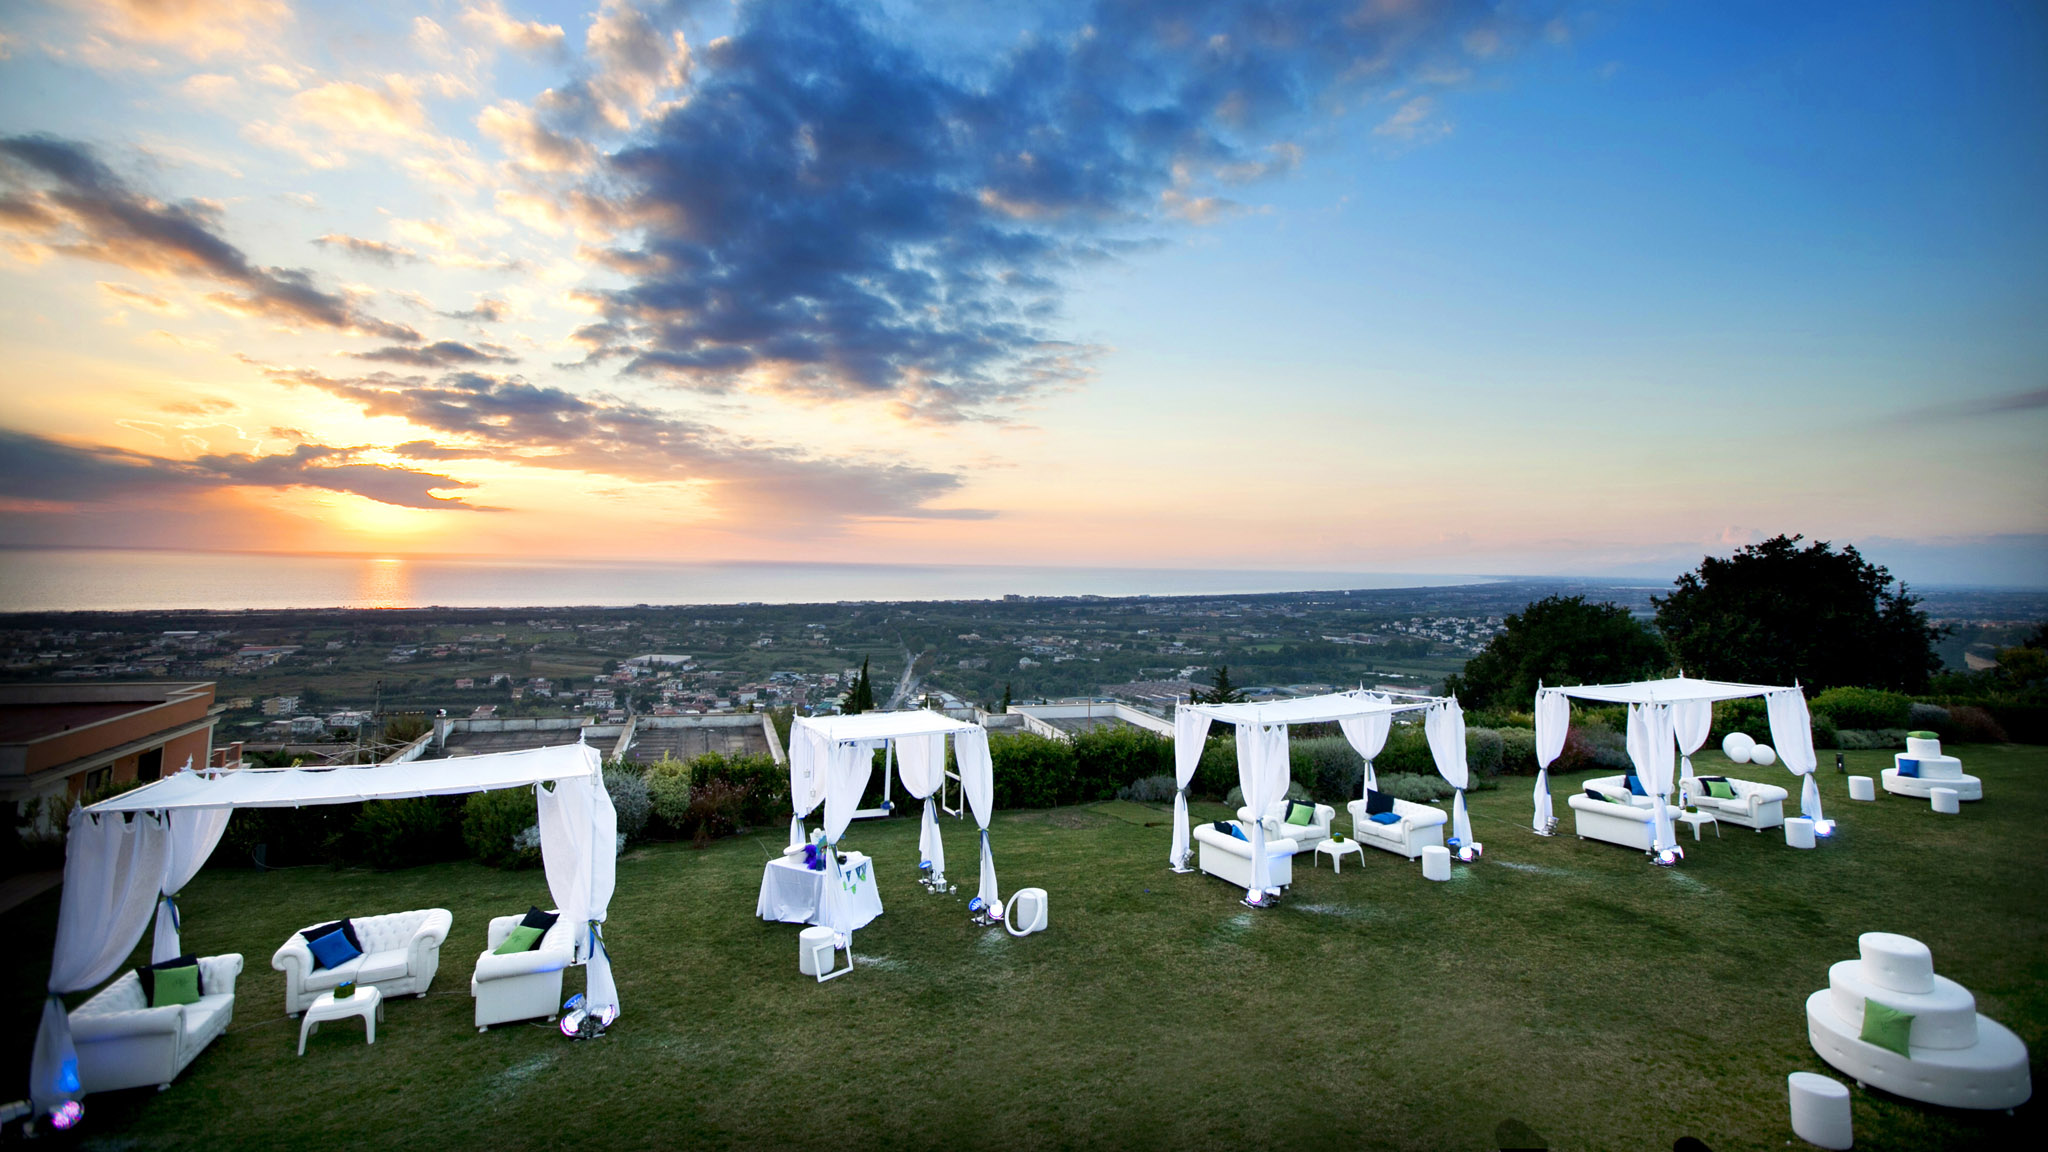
top-left (1532, 676), bottom-right (1823, 855)
top-left (1172, 690), bottom-right (1469, 902)
top-left (786, 711), bottom-right (997, 940)
top-left (30, 742), bottom-right (617, 1117)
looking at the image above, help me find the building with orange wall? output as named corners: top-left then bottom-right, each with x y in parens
top-left (0, 682), bottom-right (225, 805)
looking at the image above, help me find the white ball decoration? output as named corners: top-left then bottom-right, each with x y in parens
top-left (1750, 744), bottom-right (1777, 767)
top-left (1721, 732), bottom-right (1756, 763)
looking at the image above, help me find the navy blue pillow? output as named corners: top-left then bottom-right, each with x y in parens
top-left (1897, 759), bottom-right (1920, 778)
top-left (1625, 775), bottom-right (1647, 796)
top-left (1212, 820), bottom-right (1234, 835)
top-left (307, 929), bottom-right (362, 971)
top-left (304, 918), bottom-right (362, 953)
top-left (1364, 789), bottom-right (1394, 816)
top-left (520, 906), bottom-right (559, 934)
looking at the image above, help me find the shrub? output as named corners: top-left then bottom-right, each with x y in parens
top-left (605, 766), bottom-right (651, 843)
top-left (1224, 780), bottom-right (1312, 809)
top-left (1116, 774), bottom-right (1179, 803)
top-left (463, 787), bottom-right (540, 869)
top-left (1376, 772), bottom-right (1454, 804)
top-left (683, 778), bottom-right (750, 845)
top-left (351, 797), bottom-right (463, 870)
top-left (1290, 736), bottom-right (1363, 804)
top-left (1553, 725), bottom-right (1631, 773)
top-left (1070, 726), bottom-right (1171, 802)
top-left (644, 754), bottom-right (693, 837)
top-left (1905, 703), bottom-right (1954, 740)
top-left (1946, 705), bottom-right (2009, 744)
top-left (1835, 729), bottom-right (1907, 750)
top-left (1812, 687), bottom-right (1912, 731)
top-left (1372, 724), bottom-right (1435, 776)
top-left (1465, 728), bottom-right (1504, 778)
top-left (689, 752), bottom-right (786, 828)
top-left (220, 804), bottom-right (361, 868)
top-left (1193, 735), bottom-right (1237, 799)
top-left (1499, 727), bottom-right (1538, 775)
top-left (989, 732), bottom-right (1077, 809)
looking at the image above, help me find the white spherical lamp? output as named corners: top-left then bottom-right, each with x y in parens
top-left (1750, 743), bottom-right (1777, 767)
top-left (1721, 733), bottom-right (1755, 763)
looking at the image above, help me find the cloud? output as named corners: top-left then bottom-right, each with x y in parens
top-left (569, 0), bottom-right (1516, 421)
top-left (444, 295), bottom-right (511, 323)
top-left (268, 364), bottom-right (992, 529)
top-left (70, 0), bottom-right (291, 61)
top-left (462, 1), bottom-right (568, 59)
top-left (1952, 387), bottom-right (2048, 416)
top-left (353, 340), bottom-right (520, 367)
top-left (314, 233), bottom-right (424, 265)
top-left (0, 426), bottom-right (489, 511)
top-left (1374, 95), bottom-right (1452, 141)
top-left (0, 134), bottom-right (420, 340)
top-left (95, 280), bottom-right (181, 314)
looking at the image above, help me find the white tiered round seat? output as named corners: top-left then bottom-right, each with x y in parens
top-left (1882, 735), bottom-right (1982, 800)
top-left (1828, 962), bottom-right (1979, 1050)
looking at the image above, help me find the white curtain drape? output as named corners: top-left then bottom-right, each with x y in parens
top-left (1337, 704), bottom-right (1392, 796)
top-left (1766, 689), bottom-right (1824, 823)
top-left (1236, 722), bottom-right (1290, 899)
top-left (788, 725), bottom-right (832, 848)
top-left (1424, 702), bottom-right (1473, 847)
top-left (955, 728), bottom-right (999, 908)
top-left (1624, 704), bottom-right (1677, 851)
top-left (1170, 708), bottom-right (1212, 870)
top-left (1671, 699), bottom-right (1714, 795)
top-left (1533, 689), bottom-right (1569, 833)
top-left (895, 733), bottom-right (948, 879)
top-left (152, 804), bottom-right (231, 963)
top-left (32, 809), bottom-right (173, 1111)
top-left (822, 742), bottom-right (876, 846)
top-left (539, 771), bottom-right (621, 1015)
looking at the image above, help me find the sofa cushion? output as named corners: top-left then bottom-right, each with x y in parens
top-left (182, 994), bottom-right (233, 1043)
top-left (520, 906), bottom-right (560, 934)
top-left (1625, 774), bottom-right (1647, 796)
top-left (1897, 759), bottom-right (1920, 778)
top-left (353, 949), bottom-right (411, 984)
top-left (1705, 779), bottom-right (1737, 800)
top-left (305, 919), bottom-right (363, 953)
top-left (150, 961), bottom-right (202, 1007)
top-left (138, 955), bottom-right (203, 1003)
top-left (494, 925), bottom-right (545, 954)
top-left (1283, 800), bottom-right (1315, 827)
top-left (308, 929), bottom-right (362, 971)
top-left (1369, 811), bottom-right (1402, 825)
top-left (302, 957), bottom-right (363, 991)
top-left (1861, 999), bottom-right (1915, 1057)
top-left (1364, 789), bottom-right (1394, 816)
top-left (1227, 822), bottom-right (1249, 842)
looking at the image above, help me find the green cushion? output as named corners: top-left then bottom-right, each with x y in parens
top-left (1906, 730), bottom-right (1937, 740)
top-left (151, 963), bottom-right (201, 1007)
top-left (1861, 999), bottom-right (1915, 1057)
top-left (1706, 779), bottom-right (1736, 800)
top-left (1283, 801), bottom-right (1315, 826)
top-left (493, 924), bottom-right (544, 954)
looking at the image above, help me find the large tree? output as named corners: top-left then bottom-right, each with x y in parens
top-left (840, 657), bottom-right (876, 714)
top-left (1653, 535), bottom-right (1941, 691)
top-left (1444, 595), bottom-right (1668, 710)
top-left (1191, 665), bottom-right (1246, 705)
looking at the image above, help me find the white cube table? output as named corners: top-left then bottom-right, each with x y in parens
top-left (1788, 1071), bottom-right (1852, 1150)
top-left (1930, 787), bottom-right (1960, 814)
top-left (1420, 845), bottom-right (1451, 882)
top-left (1314, 837), bottom-right (1365, 873)
top-left (299, 986), bottom-right (383, 1055)
top-left (1785, 817), bottom-right (1816, 849)
top-left (1847, 775), bottom-right (1875, 802)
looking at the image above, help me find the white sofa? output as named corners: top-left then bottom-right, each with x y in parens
top-left (1568, 792), bottom-right (1683, 852)
top-left (472, 912), bottom-right (576, 1031)
top-left (1235, 800), bottom-right (1335, 853)
top-left (1345, 796), bottom-right (1448, 860)
top-left (70, 953), bottom-right (243, 1094)
top-left (1679, 775), bottom-right (1788, 830)
top-left (272, 908), bottom-right (453, 1015)
top-left (1192, 821), bottom-right (1296, 890)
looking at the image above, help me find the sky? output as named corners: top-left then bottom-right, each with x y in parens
top-left (0, 0), bottom-right (2042, 586)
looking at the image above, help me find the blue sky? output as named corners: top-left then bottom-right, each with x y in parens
top-left (0, 1), bottom-right (2041, 585)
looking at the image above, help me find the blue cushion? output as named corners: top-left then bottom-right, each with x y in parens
top-left (307, 927), bottom-right (362, 971)
top-left (1626, 775), bottom-right (1647, 796)
top-left (1369, 811), bottom-right (1402, 825)
top-left (1226, 823), bottom-right (1249, 842)
top-left (1897, 759), bottom-right (1920, 778)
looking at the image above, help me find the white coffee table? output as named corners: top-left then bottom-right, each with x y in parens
top-left (1677, 810), bottom-right (1720, 841)
top-left (299, 985), bottom-right (384, 1055)
top-left (1314, 837), bottom-right (1364, 873)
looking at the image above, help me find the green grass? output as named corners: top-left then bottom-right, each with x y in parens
top-left (3, 746), bottom-right (2044, 1150)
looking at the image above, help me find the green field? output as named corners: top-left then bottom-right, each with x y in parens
top-left (4, 746), bottom-right (2042, 1150)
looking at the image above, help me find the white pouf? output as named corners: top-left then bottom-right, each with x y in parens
top-left (1846, 775), bottom-right (1874, 801)
top-left (1786, 817), bottom-right (1816, 849)
top-left (1788, 1071), bottom-right (1853, 1149)
top-left (797, 926), bottom-right (835, 976)
top-left (1421, 845), bottom-right (1451, 882)
top-left (1930, 787), bottom-right (1960, 814)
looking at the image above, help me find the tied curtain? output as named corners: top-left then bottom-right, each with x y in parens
top-left (1671, 699), bottom-right (1713, 793)
top-left (787, 725), bottom-right (833, 849)
top-left (32, 810), bottom-right (173, 1112)
top-left (955, 728), bottom-right (999, 908)
top-left (1624, 704), bottom-right (1679, 852)
top-left (1767, 689), bottom-right (1824, 824)
top-left (154, 804), bottom-right (230, 964)
top-left (1337, 702), bottom-right (1393, 796)
top-left (1235, 722), bottom-right (1291, 899)
top-left (1533, 689), bottom-right (1570, 833)
top-left (815, 739), bottom-right (878, 941)
top-left (894, 733), bottom-right (948, 881)
top-left (1169, 708), bottom-right (1212, 870)
top-left (539, 772), bottom-right (621, 1016)
top-left (1423, 702), bottom-right (1473, 848)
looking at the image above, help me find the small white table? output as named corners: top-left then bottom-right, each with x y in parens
top-left (757, 851), bottom-right (883, 931)
top-left (1314, 837), bottom-right (1364, 873)
top-left (299, 986), bottom-right (383, 1055)
top-left (1676, 810), bottom-right (1720, 841)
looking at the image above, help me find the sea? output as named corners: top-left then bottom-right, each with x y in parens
top-left (0, 548), bottom-right (1495, 613)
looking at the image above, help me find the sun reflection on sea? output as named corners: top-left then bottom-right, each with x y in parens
top-left (354, 557), bottom-right (413, 609)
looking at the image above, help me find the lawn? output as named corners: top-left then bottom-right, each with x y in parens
top-left (3, 746), bottom-right (2043, 1150)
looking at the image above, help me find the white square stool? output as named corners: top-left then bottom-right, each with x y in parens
top-left (1847, 775), bottom-right (1874, 801)
top-left (1787, 1071), bottom-right (1851, 1149)
top-left (1420, 845), bottom-right (1451, 882)
top-left (1785, 817), bottom-right (1816, 849)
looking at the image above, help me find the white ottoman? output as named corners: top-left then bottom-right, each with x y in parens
top-left (798, 926), bottom-right (836, 976)
top-left (1847, 776), bottom-right (1875, 802)
top-left (1788, 1071), bottom-right (1852, 1149)
top-left (1930, 787), bottom-right (1960, 814)
top-left (1786, 817), bottom-right (1816, 849)
top-left (1421, 845), bottom-right (1451, 882)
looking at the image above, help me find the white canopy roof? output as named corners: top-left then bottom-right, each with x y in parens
top-left (795, 710), bottom-right (981, 744)
top-left (87, 742), bottom-right (600, 812)
top-left (1540, 676), bottom-right (1792, 705)
top-left (1181, 689), bottom-right (1432, 727)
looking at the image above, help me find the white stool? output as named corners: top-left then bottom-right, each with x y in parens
top-left (1785, 817), bottom-right (1816, 849)
top-left (798, 926), bottom-right (849, 982)
top-left (1004, 888), bottom-right (1048, 937)
top-left (1930, 787), bottom-right (1959, 814)
top-left (1421, 845), bottom-right (1451, 882)
top-left (1787, 1071), bottom-right (1852, 1149)
top-left (1847, 775), bottom-right (1875, 802)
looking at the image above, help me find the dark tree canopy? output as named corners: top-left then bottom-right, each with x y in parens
top-left (1192, 665), bottom-right (1246, 705)
top-left (1653, 535), bottom-right (1942, 692)
top-left (841, 657), bottom-right (876, 714)
top-left (1445, 595), bottom-right (1668, 710)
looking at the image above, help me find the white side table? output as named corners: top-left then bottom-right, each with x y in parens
top-left (1676, 810), bottom-right (1719, 841)
top-left (299, 986), bottom-right (384, 1055)
top-left (1314, 837), bottom-right (1364, 873)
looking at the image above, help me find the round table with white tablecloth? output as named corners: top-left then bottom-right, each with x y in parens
top-left (757, 851), bottom-right (883, 931)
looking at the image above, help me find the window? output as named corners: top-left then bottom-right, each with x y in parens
top-left (84, 767), bottom-right (111, 794)
top-left (137, 747), bottom-right (164, 783)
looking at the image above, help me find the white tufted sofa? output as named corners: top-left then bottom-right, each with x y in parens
top-left (70, 953), bottom-right (243, 1094)
top-left (1677, 775), bottom-right (1789, 830)
top-left (1192, 821), bottom-right (1296, 890)
top-left (1235, 800), bottom-right (1336, 853)
top-left (1568, 792), bottom-right (1682, 852)
top-left (272, 908), bottom-right (452, 1015)
top-left (1345, 796), bottom-right (1448, 860)
top-left (471, 912), bottom-right (576, 1031)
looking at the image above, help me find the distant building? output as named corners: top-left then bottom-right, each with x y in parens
top-left (0, 682), bottom-right (222, 803)
top-left (261, 695), bottom-right (300, 717)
